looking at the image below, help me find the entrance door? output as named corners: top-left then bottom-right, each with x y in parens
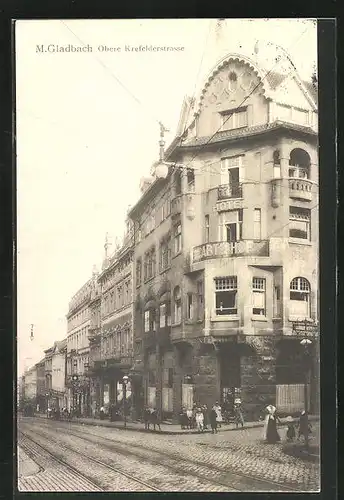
top-left (219, 346), bottom-right (241, 404)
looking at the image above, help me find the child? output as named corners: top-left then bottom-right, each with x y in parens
top-left (285, 416), bottom-right (296, 442)
top-left (195, 408), bottom-right (204, 433)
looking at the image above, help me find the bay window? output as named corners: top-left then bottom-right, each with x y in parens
top-left (219, 210), bottom-right (243, 242)
top-left (289, 207), bottom-right (311, 240)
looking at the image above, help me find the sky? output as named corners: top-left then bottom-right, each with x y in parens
top-left (16, 18), bottom-right (317, 375)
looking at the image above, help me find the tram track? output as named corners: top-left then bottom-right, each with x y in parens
top-left (20, 418), bottom-right (302, 492)
top-left (19, 430), bottom-right (162, 492)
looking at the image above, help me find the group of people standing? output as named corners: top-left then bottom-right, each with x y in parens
top-left (179, 402), bottom-right (230, 433)
top-left (263, 405), bottom-right (313, 444)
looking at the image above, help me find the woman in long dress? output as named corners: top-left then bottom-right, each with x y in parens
top-left (263, 404), bottom-right (280, 443)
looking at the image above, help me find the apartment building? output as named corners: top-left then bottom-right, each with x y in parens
top-left (129, 48), bottom-right (319, 420)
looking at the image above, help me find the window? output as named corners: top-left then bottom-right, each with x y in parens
top-left (136, 259), bottom-right (142, 286)
top-left (219, 210), bottom-right (243, 242)
top-left (187, 293), bottom-right (193, 320)
top-left (144, 309), bottom-right (156, 332)
top-left (215, 277), bottom-right (237, 315)
top-left (117, 285), bottom-right (123, 308)
top-left (290, 277), bottom-right (310, 318)
top-left (159, 237), bottom-right (171, 271)
top-left (289, 207), bottom-right (311, 240)
top-left (253, 209), bottom-right (261, 240)
top-left (252, 278), bottom-right (266, 315)
top-left (175, 170), bottom-right (182, 195)
top-left (197, 280), bottom-right (204, 320)
top-left (273, 285), bottom-right (281, 317)
top-left (221, 107), bottom-right (248, 131)
top-left (187, 168), bottom-right (195, 192)
top-left (273, 150), bottom-right (281, 178)
top-left (289, 148), bottom-right (311, 179)
top-left (159, 302), bottom-right (171, 328)
top-left (173, 287), bottom-right (182, 324)
top-left (220, 156), bottom-right (244, 198)
top-left (205, 215), bottom-right (210, 243)
top-left (144, 247), bottom-right (156, 281)
top-left (174, 223), bottom-right (182, 254)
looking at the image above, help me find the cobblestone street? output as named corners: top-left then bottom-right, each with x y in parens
top-left (17, 416), bottom-right (320, 492)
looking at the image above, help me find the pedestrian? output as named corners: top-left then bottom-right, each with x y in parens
top-left (298, 410), bottom-right (312, 440)
top-left (233, 399), bottom-right (244, 428)
top-left (210, 406), bottom-right (218, 434)
top-left (179, 407), bottom-right (188, 430)
top-left (202, 404), bottom-right (208, 430)
top-left (99, 406), bottom-right (105, 420)
top-left (186, 408), bottom-right (193, 429)
top-left (285, 416), bottom-right (296, 442)
top-left (195, 407), bottom-right (204, 433)
top-left (214, 401), bottom-right (223, 428)
top-left (264, 404), bottom-right (281, 443)
top-left (151, 408), bottom-right (161, 431)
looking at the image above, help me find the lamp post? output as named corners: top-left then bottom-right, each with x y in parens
top-left (122, 375), bottom-right (129, 429)
top-left (292, 319), bottom-right (318, 452)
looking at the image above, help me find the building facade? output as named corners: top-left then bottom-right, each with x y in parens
top-left (89, 226), bottom-right (135, 415)
top-left (35, 358), bottom-right (46, 412)
top-left (44, 340), bottom-right (67, 410)
top-left (129, 49), bottom-right (319, 420)
top-left (65, 277), bottom-right (96, 414)
top-left (23, 366), bottom-right (37, 402)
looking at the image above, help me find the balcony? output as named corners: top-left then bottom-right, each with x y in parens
top-left (218, 183), bottom-right (243, 200)
top-left (289, 178), bottom-right (312, 201)
top-left (192, 240), bottom-right (269, 264)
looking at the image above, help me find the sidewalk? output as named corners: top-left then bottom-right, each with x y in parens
top-left (33, 413), bottom-right (319, 435)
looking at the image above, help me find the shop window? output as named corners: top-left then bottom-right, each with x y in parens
top-left (290, 277), bottom-right (310, 318)
top-left (289, 207), bottom-right (311, 240)
top-left (215, 277), bottom-right (237, 315)
top-left (252, 278), bottom-right (266, 315)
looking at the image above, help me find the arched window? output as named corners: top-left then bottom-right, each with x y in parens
top-left (289, 277), bottom-right (311, 318)
top-left (289, 149), bottom-right (311, 179)
top-left (173, 286), bottom-right (182, 324)
top-left (273, 150), bottom-right (281, 178)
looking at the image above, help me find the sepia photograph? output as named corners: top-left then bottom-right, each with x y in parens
top-left (16, 18), bottom-right (321, 493)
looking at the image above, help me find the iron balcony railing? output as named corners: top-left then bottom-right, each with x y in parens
top-left (218, 183), bottom-right (243, 200)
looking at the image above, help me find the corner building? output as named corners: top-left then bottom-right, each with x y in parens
top-left (129, 50), bottom-right (319, 421)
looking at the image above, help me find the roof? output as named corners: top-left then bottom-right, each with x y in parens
top-left (179, 121), bottom-right (317, 149)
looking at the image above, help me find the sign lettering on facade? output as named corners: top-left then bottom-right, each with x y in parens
top-left (215, 199), bottom-right (244, 213)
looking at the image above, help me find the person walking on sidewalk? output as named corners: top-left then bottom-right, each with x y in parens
top-left (264, 404), bottom-right (281, 443)
top-left (195, 407), bottom-right (204, 433)
top-left (233, 398), bottom-right (244, 428)
top-left (214, 401), bottom-right (223, 428)
top-left (202, 404), bottom-right (208, 430)
top-left (210, 406), bottom-right (218, 434)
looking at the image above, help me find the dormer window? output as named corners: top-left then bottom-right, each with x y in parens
top-left (221, 106), bottom-right (248, 131)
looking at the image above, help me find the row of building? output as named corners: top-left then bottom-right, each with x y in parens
top-left (20, 44), bottom-right (320, 421)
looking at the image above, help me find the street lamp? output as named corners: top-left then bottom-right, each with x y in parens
top-left (122, 375), bottom-right (129, 429)
top-left (292, 319), bottom-right (317, 452)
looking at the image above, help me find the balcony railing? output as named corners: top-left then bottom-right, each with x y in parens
top-left (288, 178), bottom-right (312, 201)
top-left (218, 183), bottom-right (243, 200)
top-left (192, 240), bottom-right (269, 264)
